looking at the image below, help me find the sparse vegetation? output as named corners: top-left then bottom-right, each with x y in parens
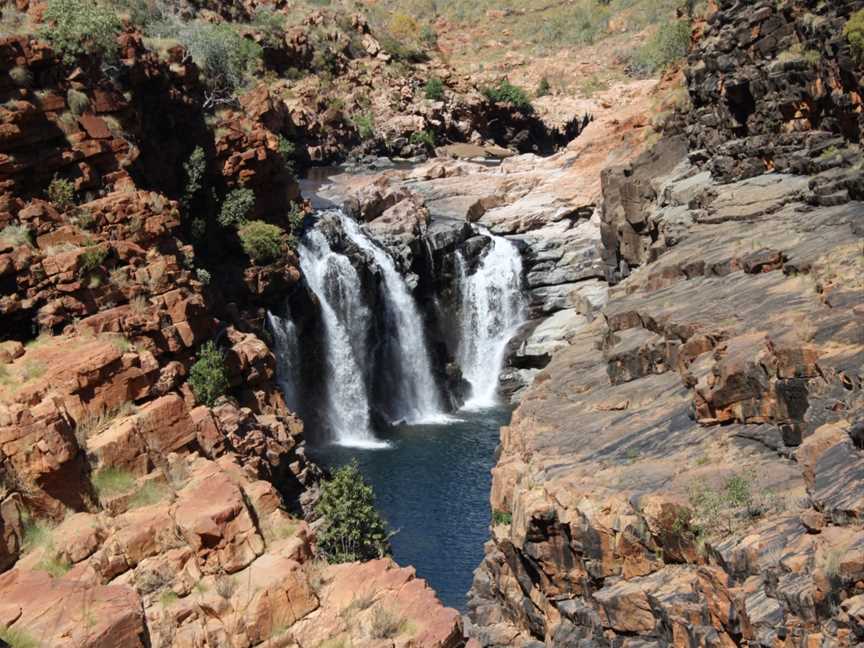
top-left (189, 340), bottom-right (230, 407)
top-left (181, 146), bottom-right (207, 213)
top-left (424, 76), bottom-right (444, 101)
top-left (9, 65), bottom-right (32, 87)
top-left (0, 625), bottom-right (40, 648)
top-left (195, 268), bottom-right (212, 285)
top-left (315, 461), bottom-right (391, 563)
top-left (21, 360), bottom-right (46, 382)
top-left (40, 0), bottom-right (122, 64)
top-left (629, 19), bottom-right (691, 75)
top-left (215, 574), bottom-right (237, 599)
top-left (92, 467), bottom-right (136, 498)
top-left (536, 77), bottom-right (551, 97)
top-left (492, 509), bottom-right (512, 526)
top-left (218, 187), bottom-right (255, 227)
top-left (128, 481), bottom-right (170, 509)
top-left (239, 220), bottom-right (284, 264)
top-left (75, 401), bottom-right (137, 445)
top-left (46, 176), bottom-right (75, 211)
top-left (369, 606), bottom-right (405, 639)
top-left (78, 245), bottom-right (108, 277)
top-left (0, 224), bottom-right (32, 247)
top-left (159, 590), bottom-right (179, 606)
top-left (482, 79), bottom-right (532, 111)
top-left (352, 112), bottom-right (375, 140)
top-left (845, 9), bottom-right (864, 63)
top-left (277, 135), bottom-right (296, 173)
top-left (687, 471), bottom-right (783, 540)
top-left (409, 129), bottom-right (435, 149)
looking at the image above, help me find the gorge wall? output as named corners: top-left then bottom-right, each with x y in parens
top-left (462, 1), bottom-right (864, 646)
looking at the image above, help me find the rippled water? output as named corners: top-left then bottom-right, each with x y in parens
top-left (310, 406), bottom-right (511, 611)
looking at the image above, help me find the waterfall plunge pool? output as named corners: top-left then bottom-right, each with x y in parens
top-left (309, 405), bottom-right (512, 612)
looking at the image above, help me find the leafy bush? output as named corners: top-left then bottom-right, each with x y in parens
top-left (352, 112), bottom-right (375, 140)
top-left (316, 461), bottom-right (390, 563)
top-left (424, 77), bottom-right (444, 100)
top-left (629, 20), bottom-right (691, 75)
top-left (218, 187), bottom-right (255, 227)
top-left (40, 0), bottom-right (122, 64)
top-left (158, 21), bottom-right (262, 108)
top-left (47, 176), bottom-right (75, 210)
top-left (239, 220), bottom-right (283, 264)
top-left (482, 79), bottom-right (532, 111)
top-left (195, 267), bottom-right (211, 285)
top-left (845, 9), bottom-right (864, 62)
top-left (277, 135), bottom-right (295, 173)
top-left (251, 8), bottom-right (286, 48)
top-left (189, 340), bottom-right (229, 407)
top-left (409, 130), bottom-right (435, 148)
top-left (182, 146), bottom-right (207, 211)
top-left (492, 509), bottom-right (512, 525)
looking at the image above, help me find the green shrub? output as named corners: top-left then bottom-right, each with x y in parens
top-left (195, 268), bottom-right (211, 285)
top-left (251, 8), bottom-right (286, 48)
top-left (492, 509), bottom-right (512, 526)
top-left (424, 77), bottom-right (444, 100)
top-left (316, 461), bottom-right (390, 563)
top-left (182, 146), bottom-right (207, 211)
top-left (630, 19), bottom-right (691, 74)
top-left (409, 130), bottom-right (435, 148)
top-left (536, 77), bottom-right (551, 97)
top-left (239, 220), bottom-right (283, 264)
top-left (67, 88), bottom-right (90, 115)
top-left (352, 112), bottom-right (375, 140)
top-left (277, 135), bottom-right (295, 173)
top-left (845, 9), bottom-right (864, 62)
top-left (218, 187), bottom-right (255, 227)
top-left (482, 79), bottom-right (532, 111)
top-left (189, 340), bottom-right (229, 407)
top-left (40, 0), bottom-right (122, 64)
top-left (166, 21), bottom-right (262, 108)
top-left (46, 176), bottom-right (75, 211)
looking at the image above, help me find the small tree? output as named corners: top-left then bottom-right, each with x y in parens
top-left (40, 0), bottom-right (122, 65)
top-left (316, 461), bottom-right (390, 563)
top-left (189, 341), bottom-right (229, 407)
top-left (218, 187), bottom-right (255, 227)
top-left (239, 220), bottom-right (283, 264)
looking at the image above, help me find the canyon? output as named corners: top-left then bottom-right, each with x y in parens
top-left (0, 0), bottom-right (863, 647)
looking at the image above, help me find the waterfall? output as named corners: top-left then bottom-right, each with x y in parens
top-left (340, 216), bottom-right (447, 425)
top-left (266, 311), bottom-right (300, 412)
top-left (457, 232), bottom-right (526, 408)
top-left (299, 224), bottom-right (386, 449)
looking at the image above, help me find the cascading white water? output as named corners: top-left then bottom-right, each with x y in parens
top-left (299, 224), bottom-right (386, 449)
top-left (266, 311), bottom-right (300, 412)
top-left (457, 232), bottom-right (526, 409)
top-left (341, 217), bottom-right (447, 424)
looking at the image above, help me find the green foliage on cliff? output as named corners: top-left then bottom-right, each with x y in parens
top-left (845, 10), bottom-right (864, 63)
top-left (40, 0), bottom-right (122, 64)
top-left (218, 188), bottom-right (255, 227)
top-left (189, 341), bottom-right (230, 407)
top-left (482, 79), bottom-right (532, 111)
top-left (0, 626), bottom-right (39, 648)
top-left (316, 461), bottom-right (391, 563)
top-left (629, 19), bottom-right (691, 75)
top-left (239, 220), bottom-right (284, 264)
top-left (424, 77), bottom-right (444, 100)
top-left (46, 176), bottom-right (75, 212)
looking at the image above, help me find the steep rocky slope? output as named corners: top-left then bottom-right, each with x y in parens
top-left (465, 1), bottom-right (864, 646)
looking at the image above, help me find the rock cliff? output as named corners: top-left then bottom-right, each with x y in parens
top-left (466, 1), bottom-right (864, 646)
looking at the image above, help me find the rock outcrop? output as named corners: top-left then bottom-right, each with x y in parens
top-left (466, 1), bottom-right (864, 646)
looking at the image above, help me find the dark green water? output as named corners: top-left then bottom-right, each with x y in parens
top-left (310, 406), bottom-right (510, 612)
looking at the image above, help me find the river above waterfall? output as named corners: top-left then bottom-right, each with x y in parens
top-left (309, 405), bottom-right (511, 612)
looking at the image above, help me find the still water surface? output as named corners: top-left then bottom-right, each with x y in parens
top-left (310, 406), bottom-right (510, 611)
